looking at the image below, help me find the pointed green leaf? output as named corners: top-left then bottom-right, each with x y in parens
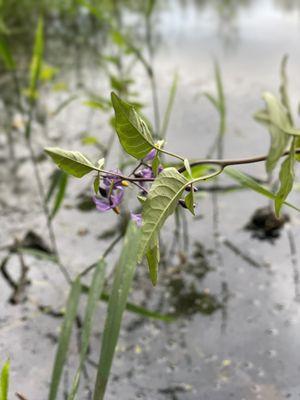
top-left (152, 153), bottom-right (160, 176)
top-left (275, 140), bottom-right (295, 216)
top-left (184, 159), bottom-right (192, 179)
top-left (45, 147), bottom-right (98, 178)
top-left (146, 239), bottom-right (160, 286)
top-left (0, 37), bottom-right (15, 70)
top-left (0, 360), bottom-right (10, 400)
top-left (48, 278), bottom-right (81, 400)
top-left (185, 188), bottom-right (195, 215)
top-left (138, 168), bottom-right (190, 260)
top-left (93, 176), bottom-right (100, 194)
top-left (111, 92), bottom-right (155, 159)
top-left (28, 18), bottom-right (44, 102)
top-left (224, 166), bottom-right (300, 213)
top-left (68, 261), bottom-right (106, 400)
top-left (50, 172), bottom-right (68, 219)
top-left (255, 92), bottom-right (298, 172)
top-left (93, 222), bottom-right (141, 400)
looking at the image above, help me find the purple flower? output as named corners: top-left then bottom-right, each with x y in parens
top-left (131, 212), bottom-right (142, 227)
top-left (93, 169), bottom-right (125, 214)
top-left (103, 169), bottom-right (123, 190)
top-left (93, 190), bottom-right (124, 212)
top-left (144, 149), bottom-right (156, 162)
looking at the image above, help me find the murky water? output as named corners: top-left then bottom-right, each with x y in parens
top-left (1, 0), bottom-right (300, 399)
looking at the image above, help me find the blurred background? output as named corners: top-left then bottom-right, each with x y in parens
top-left (1, 1), bottom-right (300, 399)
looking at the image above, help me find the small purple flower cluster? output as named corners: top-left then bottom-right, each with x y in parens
top-left (93, 150), bottom-right (163, 226)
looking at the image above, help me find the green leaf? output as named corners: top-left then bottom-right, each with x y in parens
top-left (93, 176), bottom-right (100, 194)
top-left (111, 92), bottom-right (155, 159)
top-left (0, 360), bottom-right (10, 400)
top-left (224, 166), bottom-right (300, 213)
top-left (93, 222), bottom-right (141, 400)
top-left (146, 238), bottom-right (160, 286)
top-left (160, 72), bottom-right (178, 139)
top-left (184, 159), bottom-right (192, 178)
top-left (152, 153), bottom-right (160, 176)
top-left (279, 54), bottom-right (293, 125)
top-left (185, 188), bottom-right (195, 215)
top-left (255, 92), bottom-right (296, 172)
top-left (81, 286), bottom-right (175, 322)
top-left (275, 140), bottom-right (295, 216)
top-left (50, 172), bottom-right (68, 219)
top-left (0, 36), bottom-right (15, 70)
top-left (48, 278), bottom-right (81, 400)
top-left (45, 147), bottom-right (98, 178)
top-left (68, 261), bottom-right (106, 400)
top-left (28, 17), bottom-right (44, 102)
top-left (138, 168), bottom-right (189, 260)
top-left (182, 164), bottom-right (217, 180)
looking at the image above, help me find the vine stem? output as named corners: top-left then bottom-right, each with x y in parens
top-left (178, 148), bottom-right (300, 173)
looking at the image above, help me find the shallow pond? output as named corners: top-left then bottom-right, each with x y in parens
top-left (1, 0), bottom-right (300, 399)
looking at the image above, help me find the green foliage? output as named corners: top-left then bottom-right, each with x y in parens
top-left (138, 168), bottom-right (190, 262)
top-left (224, 166), bottom-right (300, 213)
top-left (28, 17), bottom-right (44, 103)
top-left (93, 222), bottom-right (141, 400)
top-left (68, 260), bottom-right (106, 400)
top-left (146, 238), bottom-right (160, 286)
top-left (0, 36), bottom-right (15, 70)
top-left (46, 170), bottom-right (69, 219)
top-left (111, 92), bottom-right (155, 159)
top-left (0, 360), bottom-right (10, 400)
top-left (254, 92), bottom-right (299, 172)
top-left (275, 139), bottom-right (295, 216)
top-left (45, 147), bottom-right (103, 178)
top-left (160, 72), bottom-right (178, 138)
top-left (185, 188), bottom-right (195, 215)
top-left (48, 278), bottom-right (81, 400)
top-left (204, 61), bottom-right (226, 136)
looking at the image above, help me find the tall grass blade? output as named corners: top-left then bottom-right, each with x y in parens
top-left (93, 222), bottom-right (141, 400)
top-left (48, 278), bottom-right (81, 400)
top-left (28, 17), bottom-right (44, 104)
top-left (161, 72), bottom-right (178, 139)
top-left (68, 260), bottom-right (106, 400)
top-left (0, 360), bottom-right (10, 400)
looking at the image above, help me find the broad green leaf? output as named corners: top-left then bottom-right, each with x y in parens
top-left (138, 168), bottom-right (189, 260)
top-left (0, 360), bottom-right (10, 400)
top-left (68, 261), bottom-right (106, 400)
top-left (0, 37), bottom-right (15, 70)
top-left (255, 92), bottom-right (294, 172)
top-left (185, 188), bottom-right (195, 215)
top-left (182, 164), bottom-right (218, 180)
top-left (111, 92), bottom-right (155, 159)
top-left (275, 140), bottom-right (295, 216)
top-left (28, 18), bottom-right (44, 102)
top-left (45, 147), bottom-right (98, 178)
top-left (93, 222), bottom-right (141, 400)
top-left (146, 238), bottom-right (160, 286)
top-left (224, 166), bottom-right (300, 213)
top-left (48, 278), bottom-right (81, 400)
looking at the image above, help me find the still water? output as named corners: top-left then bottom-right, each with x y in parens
top-left (1, 0), bottom-right (300, 399)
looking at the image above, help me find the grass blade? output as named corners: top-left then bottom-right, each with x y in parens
top-left (0, 360), bottom-right (10, 400)
top-left (51, 172), bottom-right (68, 219)
top-left (93, 222), bottom-right (141, 400)
top-left (81, 285), bottom-right (174, 321)
top-left (160, 72), bottom-right (178, 139)
top-left (28, 17), bottom-right (44, 105)
top-left (224, 166), bottom-right (300, 212)
top-left (48, 278), bottom-right (81, 400)
top-left (68, 260), bottom-right (106, 400)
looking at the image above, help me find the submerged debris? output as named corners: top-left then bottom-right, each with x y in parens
top-left (245, 206), bottom-right (289, 241)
